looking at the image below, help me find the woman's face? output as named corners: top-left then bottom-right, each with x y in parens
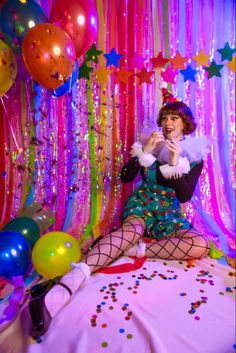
top-left (161, 113), bottom-right (184, 141)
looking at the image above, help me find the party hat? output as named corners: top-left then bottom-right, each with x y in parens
top-left (160, 82), bottom-right (179, 105)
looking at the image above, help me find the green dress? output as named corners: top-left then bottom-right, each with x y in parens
top-left (122, 161), bottom-right (192, 239)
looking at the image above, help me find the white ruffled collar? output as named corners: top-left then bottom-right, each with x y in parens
top-left (139, 128), bottom-right (211, 164)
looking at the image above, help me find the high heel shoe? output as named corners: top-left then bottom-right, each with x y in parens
top-left (29, 278), bottom-right (72, 339)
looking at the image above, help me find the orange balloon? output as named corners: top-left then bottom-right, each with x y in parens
top-left (0, 40), bottom-right (17, 96)
top-left (22, 23), bottom-right (76, 89)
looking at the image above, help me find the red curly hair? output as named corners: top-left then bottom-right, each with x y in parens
top-left (157, 101), bottom-right (197, 135)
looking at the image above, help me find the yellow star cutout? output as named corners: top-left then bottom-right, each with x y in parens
top-left (94, 67), bottom-right (112, 84)
top-left (192, 49), bottom-right (210, 67)
top-left (225, 56), bottom-right (236, 73)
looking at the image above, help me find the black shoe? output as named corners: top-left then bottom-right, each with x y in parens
top-left (29, 277), bottom-right (72, 339)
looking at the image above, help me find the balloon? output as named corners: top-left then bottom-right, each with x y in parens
top-left (0, 0), bottom-right (48, 54)
top-left (53, 60), bottom-right (79, 97)
top-left (20, 202), bottom-right (55, 234)
top-left (0, 40), bottom-right (17, 96)
top-left (0, 231), bottom-right (31, 279)
top-left (3, 217), bottom-right (40, 248)
top-left (49, 0), bottom-right (98, 58)
top-left (22, 23), bottom-right (76, 89)
top-left (15, 54), bottom-right (31, 82)
top-left (32, 232), bottom-right (81, 279)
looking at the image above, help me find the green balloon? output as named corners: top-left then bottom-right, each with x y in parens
top-left (2, 217), bottom-right (40, 248)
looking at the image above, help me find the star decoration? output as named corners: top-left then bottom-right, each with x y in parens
top-left (114, 67), bottom-right (133, 84)
top-left (161, 66), bottom-right (178, 84)
top-left (79, 62), bottom-right (93, 79)
top-left (225, 56), bottom-right (236, 73)
top-left (192, 49), bottom-right (210, 67)
top-left (103, 48), bottom-right (122, 67)
top-left (180, 64), bottom-right (198, 82)
top-left (170, 52), bottom-right (188, 70)
top-left (85, 44), bottom-right (103, 63)
top-left (204, 60), bottom-right (224, 79)
top-left (94, 67), bottom-right (112, 84)
top-left (136, 67), bottom-right (154, 85)
top-left (150, 52), bottom-right (169, 69)
top-left (128, 53), bottom-right (145, 70)
top-left (217, 42), bottom-right (236, 61)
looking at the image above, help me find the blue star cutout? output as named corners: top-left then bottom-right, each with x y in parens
top-left (204, 60), bottom-right (224, 79)
top-left (179, 64), bottom-right (198, 82)
top-left (103, 48), bottom-right (122, 67)
top-left (217, 42), bottom-right (236, 61)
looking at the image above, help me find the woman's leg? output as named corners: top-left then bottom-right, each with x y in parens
top-left (144, 228), bottom-right (210, 260)
top-left (124, 227), bottom-right (210, 260)
top-left (44, 215), bottom-right (146, 317)
top-left (83, 215), bottom-right (146, 272)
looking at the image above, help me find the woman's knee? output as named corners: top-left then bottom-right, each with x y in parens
top-left (191, 235), bottom-right (210, 258)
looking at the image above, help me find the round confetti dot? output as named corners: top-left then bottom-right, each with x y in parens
top-left (194, 316), bottom-right (200, 320)
top-left (180, 293), bottom-right (187, 296)
top-left (219, 292), bottom-right (224, 295)
top-left (127, 334), bottom-right (133, 339)
top-left (124, 303), bottom-right (129, 306)
top-left (232, 343), bottom-right (236, 349)
top-left (101, 342), bottom-right (108, 348)
top-left (109, 306), bottom-right (113, 310)
top-left (101, 323), bottom-right (107, 328)
top-left (125, 316), bottom-right (131, 320)
top-left (101, 302), bottom-right (106, 305)
top-left (119, 328), bottom-right (125, 333)
top-left (132, 291), bottom-right (137, 294)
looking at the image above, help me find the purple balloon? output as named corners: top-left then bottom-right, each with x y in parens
top-left (15, 54), bottom-right (31, 82)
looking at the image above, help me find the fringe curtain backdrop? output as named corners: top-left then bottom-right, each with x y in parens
top-left (0, 0), bottom-right (235, 251)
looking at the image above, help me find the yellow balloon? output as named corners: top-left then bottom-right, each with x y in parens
top-left (0, 40), bottom-right (17, 96)
top-left (32, 231), bottom-right (81, 279)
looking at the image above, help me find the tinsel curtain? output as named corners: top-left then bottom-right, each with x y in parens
top-left (0, 0), bottom-right (235, 252)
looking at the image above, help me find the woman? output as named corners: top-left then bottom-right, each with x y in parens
top-left (29, 94), bottom-right (210, 338)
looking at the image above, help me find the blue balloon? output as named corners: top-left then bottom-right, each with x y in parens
top-left (0, 0), bottom-right (48, 54)
top-left (53, 60), bottom-right (79, 97)
top-left (0, 231), bottom-right (31, 279)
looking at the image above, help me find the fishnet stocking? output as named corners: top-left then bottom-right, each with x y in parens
top-left (83, 216), bottom-right (145, 273)
top-left (143, 228), bottom-right (210, 260)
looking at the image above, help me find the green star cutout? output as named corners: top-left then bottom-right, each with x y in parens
top-left (85, 44), bottom-right (103, 63)
top-left (217, 42), bottom-right (236, 61)
top-left (204, 60), bottom-right (224, 79)
top-left (79, 62), bottom-right (93, 80)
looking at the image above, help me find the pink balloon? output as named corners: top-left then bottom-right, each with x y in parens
top-left (49, 0), bottom-right (99, 58)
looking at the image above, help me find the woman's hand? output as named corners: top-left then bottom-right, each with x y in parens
top-left (165, 138), bottom-right (182, 166)
top-left (143, 132), bottom-right (165, 154)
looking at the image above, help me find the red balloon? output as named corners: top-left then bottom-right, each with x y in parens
top-left (49, 0), bottom-right (98, 58)
top-left (22, 23), bottom-right (76, 89)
